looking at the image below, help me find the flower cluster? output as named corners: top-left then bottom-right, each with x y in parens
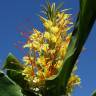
top-left (22, 7), bottom-right (80, 94)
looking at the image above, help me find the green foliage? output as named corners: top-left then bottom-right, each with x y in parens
top-left (61, 0), bottom-right (96, 94)
top-left (0, 71), bottom-right (23, 96)
top-left (3, 53), bottom-right (24, 71)
top-left (3, 53), bottom-right (27, 88)
top-left (2, 53), bottom-right (37, 96)
top-left (7, 69), bottom-right (28, 89)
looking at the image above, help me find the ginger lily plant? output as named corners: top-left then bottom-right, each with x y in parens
top-left (22, 3), bottom-right (80, 96)
top-left (0, 0), bottom-right (96, 96)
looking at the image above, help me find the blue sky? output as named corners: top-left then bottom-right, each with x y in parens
top-left (0, 0), bottom-right (96, 96)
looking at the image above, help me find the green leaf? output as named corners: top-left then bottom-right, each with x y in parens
top-left (6, 69), bottom-right (28, 89)
top-left (60, 0), bottom-right (96, 94)
top-left (0, 71), bottom-right (23, 96)
top-left (7, 70), bottom-right (38, 96)
top-left (3, 53), bottom-right (24, 71)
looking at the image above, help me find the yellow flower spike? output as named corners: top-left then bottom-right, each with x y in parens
top-left (30, 29), bottom-right (41, 40)
top-left (51, 34), bottom-right (57, 43)
top-left (49, 49), bottom-right (56, 54)
top-left (57, 13), bottom-right (65, 21)
top-left (36, 70), bottom-right (45, 80)
top-left (57, 12), bottom-right (71, 28)
top-left (56, 37), bottom-right (62, 45)
top-left (32, 77), bottom-right (40, 86)
top-left (22, 66), bottom-right (34, 81)
top-left (50, 26), bottom-right (59, 34)
top-left (32, 41), bottom-right (40, 50)
top-left (44, 20), bottom-right (53, 29)
top-left (37, 56), bottom-right (46, 66)
top-left (68, 75), bottom-right (81, 86)
top-left (22, 3), bottom-right (80, 93)
top-left (44, 31), bottom-right (50, 40)
top-left (48, 65), bottom-right (58, 76)
top-left (30, 34), bottom-right (36, 40)
top-left (63, 14), bottom-right (71, 20)
top-left (29, 29), bottom-right (40, 40)
top-left (23, 56), bottom-right (34, 65)
top-left (57, 12), bottom-right (61, 17)
top-left (41, 43), bottom-right (49, 52)
top-left (66, 75), bottom-right (81, 95)
top-left (33, 76), bottom-right (45, 87)
top-left (39, 16), bottom-right (47, 23)
top-left (56, 60), bottom-right (63, 69)
top-left (33, 28), bottom-right (40, 34)
top-left (40, 16), bottom-right (53, 29)
top-left (23, 43), bottom-right (33, 49)
top-left (57, 12), bottom-right (64, 18)
top-left (63, 20), bottom-right (71, 26)
top-left (59, 44), bottom-right (67, 58)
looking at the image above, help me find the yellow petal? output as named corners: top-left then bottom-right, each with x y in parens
top-left (41, 44), bottom-right (49, 52)
top-left (50, 26), bottom-right (59, 33)
top-left (37, 56), bottom-right (46, 65)
top-left (44, 31), bottom-right (50, 40)
top-left (33, 41), bottom-right (40, 49)
top-left (51, 34), bottom-right (57, 42)
top-left (23, 43), bottom-right (33, 48)
top-left (40, 16), bottom-right (52, 29)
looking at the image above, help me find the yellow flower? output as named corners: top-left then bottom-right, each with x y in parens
top-left (23, 40), bottom-right (41, 50)
top-left (45, 65), bottom-right (58, 78)
top-left (41, 43), bottom-right (49, 52)
top-left (33, 77), bottom-right (45, 87)
top-left (63, 14), bottom-right (71, 20)
top-left (57, 12), bottom-right (72, 30)
top-left (68, 75), bottom-right (81, 86)
top-left (44, 31), bottom-right (50, 40)
top-left (44, 20), bottom-right (53, 29)
top-left (23, 43), bottom-right (33, 49)
top-left (22, 4), bottom-right (80, 92)
top-left (59, 45), bottom-right (67, 58)
top-left (37, 56), bottom-right (46, 66)
top-left (30, 29), bottom-right (41, 40)
top-left (66, 74), bottom-right (81, 95)
top-left (39, 16), bottom-right (47, 23)
top-left (51, 34), bottom-right (57, 43)
top-left (36, 70), bottom-right (45, 80)
top-left (22, 66), bottom-right (34, 81)
top-left (56, 60), bottom-right (63, 69)
top-left (40, 16), bottom-right (53, 29)
top-left (49, 49), bottom-right (56, 54)
top-left (33, 29), bottom-right (41, 34)
top-left (50, 26), bottom-right (59, 33)
top-left (57, 12), bottom-right (64, 18)
top-left (23, 56), bottom-right (34, 65)
top-left (32, 41), bottom-right (40, 50)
